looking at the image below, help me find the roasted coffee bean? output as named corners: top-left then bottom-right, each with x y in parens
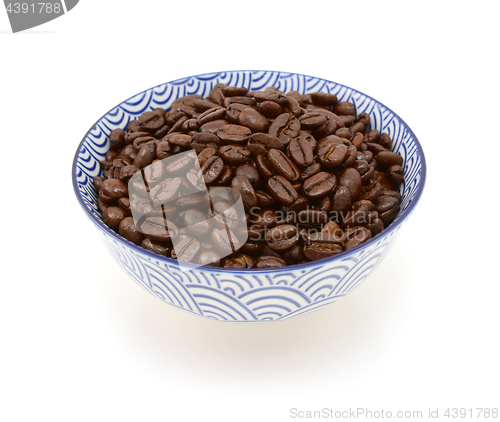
top-left (318, 142), bottom-right (348, 168)
top-left (105, 150), bottom-right (119, 163)
top-left (310, 92), bottom-right (338, 106)
top-left (237, 108), bottom-right (269, 133)
top-left (234, 164), bottom-right (261, 187)
top-left (333, 101), bottom-right (356, 116)
top-left (118, 217), bottom-right (144, 245)
top-left (201, 156), bottom-right (224, 184)
top-left (303, 172), bottom-right (337, 199)
top-left (210, 228), bottom-right (240, 256)
top-left (183, 208), bottom-right (212, 237)
top-left (379, 133), bottom-right (393, 150)
top-left (168, 133), bottom-right (192, 148)
top-left (267, 175), bottom-right (298, 205)
top-left (332, 185), bottom-right (352, 216)
top-left (268, 113), bottom-right (301, 145)
top-left (141, 238), bottom-right (172, 256)
top-left (219, 145), bottom-right (251, 165)
top-left (217, 124), bottom-right (252, 144)
top-left (266, 224), bottom-right (299, 251)
top-left (255, 189), bottom-right (276, 208)
top-left (222, 253), bottom-right (255, 269)
top-left (210, 200), bottom-right (241, 230)
top-left (299, 112), bottom-right (327, 131)
top-left (140, 217), bottom-right (178, 242)
top-left (304, 236), bottom-right (343, 261)
top-left (377, 150), bottom-right (404, 168)
top-left (258, 100), bottom-right (283, 117)
top-left (197, 147), bottom-right (218, 167)
top-left (198, 250), bottom-right (221, 266)
top-left (374, 196), bottom-right (399, 224)
top-left (300, 162), bottom-right (322, 182)
top-left (366, 142), bottom-right (386, 155)
top-left (267, 149), bottom-right (300, 182)
top-left (340, 200), bottom-right (373, 229)
top-left (214, 164), bottom-right (234, 185)
top-left (231, 175), bottom-right (258, 210)
top-left (139, 111), bottom-right (165, 132)
top-left (133, 141), bottom-right (157, 169)
top-left (171, 237), bottom-right (200, 262)
top-left (255, 255), bottom-right (287, 268)
top-left (247, 133), bottom-right (283, 155)
top-left (359, 180), bottom-right (382, 202)
top-left (93, 176), bottom-right (104, 192)
top-left (102, 206), bottom-right (127, 231)
top-left (119, 165), bottom-right (140, 182)
top-left (255, 154), bottom-right (275, 179)
top-left (365, 213), bottom-right (384, 237)
top-left (197, 107), bottom-right (226, 126)
top-left (338, 168), bottom-right (362, 201)
top-left (343, 226), bottom-right (372, 250)
top-left (100, 179), bottom-right (128, 203)
top-left (288, 137), bottom-right (314, 167)
top-left (147, 177), bottom-right (182, 207)
top-left (109, 128), bottom-right (125, 150)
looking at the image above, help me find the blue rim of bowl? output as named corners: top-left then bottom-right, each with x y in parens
top-left (72, 70), bottom-right (427, 273)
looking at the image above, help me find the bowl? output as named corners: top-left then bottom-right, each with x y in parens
top-left (72, 70), bottom-right (426, 322)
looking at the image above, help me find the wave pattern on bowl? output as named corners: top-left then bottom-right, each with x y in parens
top-left (73, 70), bottom-right (425, 322)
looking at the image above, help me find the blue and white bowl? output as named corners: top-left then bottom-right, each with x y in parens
top-left (72, 70), bottom-right (426, 322)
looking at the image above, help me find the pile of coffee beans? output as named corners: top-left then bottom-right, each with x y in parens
top-left (94, 84), bottom-right (404, 268)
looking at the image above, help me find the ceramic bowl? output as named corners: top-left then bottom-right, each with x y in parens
top-left (72, 70), bottom-right (426, 322)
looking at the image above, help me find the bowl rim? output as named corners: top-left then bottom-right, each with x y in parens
top-left (72, 69), bottom-right (427, 273)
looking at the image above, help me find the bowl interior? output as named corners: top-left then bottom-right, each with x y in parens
top-left (73, 70), bottom-right (425, 270)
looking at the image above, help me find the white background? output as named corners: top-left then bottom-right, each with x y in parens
top-left (1, 1), bottom-right (499, 421)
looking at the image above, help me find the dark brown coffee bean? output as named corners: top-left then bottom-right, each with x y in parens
top-left (266, 224), bottom-right (299, 251)
top-left (222, 253), bottom-right (255, 269)
top-left (255, 190), bottom-right (276, 208)
top-left (299, 112), bottom-right (327, 131)
top-left (310, 92), bottom-right (338, 106)
top-left (197, 107), bottom-right (226, 126)
top-left (333, 101), bottom-right (356, 116)
top-left (198, 250), bottom-right (221, 266)
top-left (379, 133), bottom-right (393, 150)
top-left (133, 141), bottom-right (157, 169)
top-left (132, 136), bottom-right (156, 152)
top-left (268, 113), bottom-right (301, 145)
top-left (148, 177), bottom-right (182, 207)
top-left (193, 98), bottom-right (221, 112)
top-left (258, 100), bottom-right (283, 117)
top-left (139, 111), bottom-right (165, 132)
top-left (343, 226), bottom-right (372, 250)
top-left (109, 128), bottom-right (125, 150)
top-left (200, 156), bottom-right (224, 185)
top-left (253, 90), bottom-right (287, 105)
top-left (300, 162), bottom-right (322, 182)
top-left (387, 164), bottom-right (404, 184)
top-left (140, 217), bottom-right (178, 242)
top-left (100, 179), bottom-right (128, 203)
top-left (119, 217), bottom-right (144, 245)
top-left (234, 164), bottom-right (261, 186)
top-left (267, 175), bottom-right (298, 205)
top-left (217, 124), bottom-right (252, 144)
top-left (231, 175), bottom-right (258, 210)
top-left (304, 238), bottom-right (343, 261)
top-left (374, 196), bottom-right (399, 224)
top-left (141, 238), bottom-right (172, 256)
top-left (247, 133), bottom-right (283, 156)
top-left (359, 180), bottom-right (382, 203)
top-left (332, 185), bottom-right (352, 216)
top-left (237, 108), bottom-right (269, 133)
top-left (102, 206), bottom-right (127, 231)
top-left (196, 147), bottom-right (218, 167)
top-left (255, 255), bottom-right (287, 268)
top-left (93, 176), bottom-right (104, 192)
top-left (288, 137), bottom-right (314, 167)
top-left (183, 208), bottom-right (212, 237)
top-left (219, 145), bottom-right (251, 165)
top-left (119, 165), bottom-right (140, 182)
top-left (365, 214), bottom-right (384, 237)
top-left (317, 142), bottom-right (348, 168)
top-left (172, 237), bottom-right (201, 262)
top-left (377, 150), bottom-right (404, 167)
top-left (338, 168), bottom-right (362, 201)
top-left (366, 142), bottom-right (386, 155)
top-left (168, 133), bottom-right (192, 148)
top-left (200, 119), bottom-right (229, 135)
top-left (267, 148), bottom-right (300, 182)
top-left (340, 200), bottom-right (372, 229)
top-left (255, 154), bottom-right (275, 179)
top-left (303, 172), bottom-right (337, 199)
top-left (210, 228), bottom-right (240, 256)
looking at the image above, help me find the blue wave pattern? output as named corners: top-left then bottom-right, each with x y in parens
top-left (75, 71), bottom-right (422, 322)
